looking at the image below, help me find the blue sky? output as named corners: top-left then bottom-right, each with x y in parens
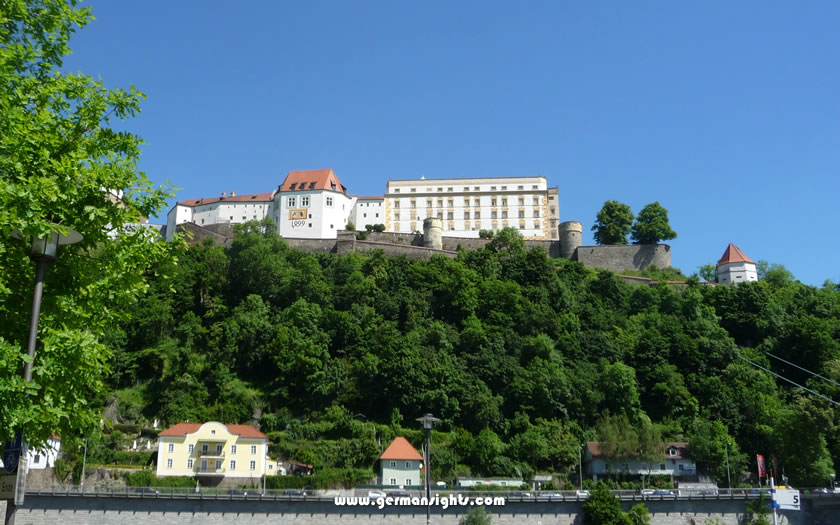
top-left (63, 1), bottom-right (839, 285)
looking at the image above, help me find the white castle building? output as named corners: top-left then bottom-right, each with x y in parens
top-left (166, 170), bottom-right (559, 241)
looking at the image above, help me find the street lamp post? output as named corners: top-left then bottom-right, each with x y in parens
top-left (725, 442), bottom-right (732, 493)
top-left (416, 414), bottom-right (439, 525)
top-left (81, 439), bottom-right (88, 493)
top-left (578, 444), bottom-right (584, 490)
top-left (5, 229), bottom-right (82, 525)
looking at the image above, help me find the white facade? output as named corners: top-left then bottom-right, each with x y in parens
top-left (165, 192), bottom-right (274, 241)
top-left (380, 459), bottom-right (422, 487)
top-left (383, 177), bottom-right (558, 239)
top-left (274, 189), bottom-right (354, 239)
top-left (583, 443), bottom-right (696, 482)
top-left (27, 436), bottom-right (61, 470)
top-left (349, 197), bottom-right (385, 231)
top-left (717, 261), bottom-right (758, 285)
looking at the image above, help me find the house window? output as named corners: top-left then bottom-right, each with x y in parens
top-left (533, 185), bottom-right (538, 189)
top-left (33, 455), bottom-right (40, 464)
top-left (518, 185), bottom-right (524, 190)
top-left (502, 198), bottom-right (508, 206)
top-left (216, 444), bottom-right (223, 454)
top-left (201, 459), bottom-right (208, 472)
top-left (474, 211), bottom-right (481, 219)
top-left (288, 197), bottom-right (296, 207)
top-left (679, 464), bottom-right (684, 471)
top-left (448, 199), bottom-right (453, 207)
top-left (390, 461), bottom-right (397, 468)
top-left (394, 201), bottom-right (400, 208)
top-left (216, 460), bottom-right (222, 470)
top-left (410, 200), bottom-right (416, 209)
top-left (502, 211), bottom-right (508, 219)
top-left (447, 187), bottom-right (453, 191)
top-left (491, 198), bottom-right (497, 206)
top-left (231, 445), bottom-right (237, 454)
top-left (464, 212), bottom-right (470, 220)
top-left (188, 444), bottom-right (194, 453)
top-left (519, 210), bottom-right (525, 218)
top-left (464, 187), bottom-right (470, 191)
top-left (168, 443), bottom-right (174, 453)
top-left (501, 186), bottom-right (507, 190)
top-left (405, 478), bottom-right (412, 486)
top-left (390, 478), bottom-right (397, 486)
top-left (473, 186), bottom-right (479, 191)
top-left (230, 460), bottom-right (236, 470)
top-left (491, 211), bottom-right (497, 219)
top-left (660, 464), bottom-right (666, 470)
top-left (490, 186), bottom-right (496, 191)
top-left (405, 461), bottom-right (412, 468)
top-left (251, 445), bottom-right (257, 454)
top-left (447, 212), bottom-right (453, 220)
top-left (394, 188), bottom-right (400, 193)
top-left (437, 187), bottom-right (443, 192)
top-left (437, 199), bottom-right (443, 207)
top-left (202, 444), bottom-right (209, 454)
top-left (249, 460), bottom-right (256, 471)
top-left (533, 197), bottom-right (540, 205)
top-left (533, 210), bottom-right (540, 218)
top-left (410, 188), bottom-right (416, 193)
top-left (605, 463), bottom-right (610, 471)
top-left (269, 464), bottom-right (273, 470)
top-left (326, 197), bottom-right (333, 207)
top-left (427, 199), bottom-right (433, 208)
top-left (436, 212), bottom-right (443, 219)
top-left (518, 198), bottom-right (525, 205)
top-left (167, 458), bottom-right (173, 469)
top-left (301, 196), bottom-right (310, 207)
top-left (187, 459), bottom-right (193, 469)
top-left (534, 221), bottom-right (540, 229)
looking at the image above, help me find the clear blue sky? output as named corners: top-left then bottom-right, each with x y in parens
top-left (63, 1), bottom-right (839, 285)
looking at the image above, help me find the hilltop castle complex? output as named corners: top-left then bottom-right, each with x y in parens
top-left (167, 169), bottom-right (771, 278)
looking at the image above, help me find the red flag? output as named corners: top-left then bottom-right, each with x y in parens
top-left (756, 454), bottom-right (766, 478)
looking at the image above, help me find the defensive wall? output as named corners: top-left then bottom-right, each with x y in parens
top-left (176, 221), bottom-right (673, 273)
top-left (4, 492), bottom-right (832, 525)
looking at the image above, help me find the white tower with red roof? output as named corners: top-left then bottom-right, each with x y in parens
top-left (716, 243), bottom-right (758, 285)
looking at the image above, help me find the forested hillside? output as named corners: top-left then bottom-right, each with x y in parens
top-left (101, 224), bottom-right (840, 487)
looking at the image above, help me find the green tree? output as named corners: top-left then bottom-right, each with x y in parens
top-left (592, 201), bottom-right (634, 245)
top-left (630, 202), bottom-right (677, 244)
top-left (626, 504), bottom-right (651, 525)
top-left (698, 264), bottom-right (717, 282)
top-left (687, 419), bottom-right (745, 486)
top-left (459, 506), bottom-right (492, 525)
top-left (583, 482), bottom-right (631, 525)
top-left (0, 0), bottom-right (176, 446)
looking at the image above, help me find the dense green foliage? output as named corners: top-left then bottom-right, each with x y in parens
top-left (630, 202), bottom-right (677, 244)
top-left (459, 506), bottom-right (492, 525)
top-left (0, 0), bottom-right (177, 448)
top-left (592, 201), bottom-right (634, 245)
top-left (101, 224), bottom-right (840, 487)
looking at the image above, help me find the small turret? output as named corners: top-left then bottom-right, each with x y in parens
top-left (423, 218), bottom-right (443, 250)
top-left (558, 221), bottom-right (582, 259)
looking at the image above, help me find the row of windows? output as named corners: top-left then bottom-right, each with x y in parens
top-left (167, 443), bottom-right (257, 455)
top-left (393, 184), bottom-right (541, 193)
top-left (395, 210), bottom-right (541, 221)
top-left (394, 221), bottom-right (542, 232)
top-left (166, 458), bottom-right (256, 471)
top-left (388, 461), bottom-right (414, 468)
top-left (389, 478), bottom-right (414, 485)
top-left (394, 197), bottom-right (541, 208)
top-left (603, 462), bottom-right (687, 471)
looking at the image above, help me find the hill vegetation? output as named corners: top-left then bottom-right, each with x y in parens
top-left (95, 223), bottom-right (839, 487)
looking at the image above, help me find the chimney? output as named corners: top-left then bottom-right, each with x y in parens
top-left (231, 190), bottom-right (236, 197)
top-left (221, 192), bottom-right (226, 198)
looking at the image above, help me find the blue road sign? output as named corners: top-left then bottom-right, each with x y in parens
top-left (3, 433), bottom-right (23, 474)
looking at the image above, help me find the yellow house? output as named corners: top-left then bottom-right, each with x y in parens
top-left (157, 422), bottom-right (278, 479)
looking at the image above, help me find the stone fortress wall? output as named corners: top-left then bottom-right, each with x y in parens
top-left (178, 220), bottom-right (672, 273)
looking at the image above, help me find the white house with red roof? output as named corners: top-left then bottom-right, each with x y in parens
top-left (27, 434), bottom-right (61, 470)
top-left (272, 169), bottom-right (355, 239)
top-left (716, 243), bottom-right (758, 285)
top-left (582, 442), bottom-right (696, 482)
top-left (156, 422), bottom-right (277, 480)
top-left (379, 436), bottom-right (424, 487)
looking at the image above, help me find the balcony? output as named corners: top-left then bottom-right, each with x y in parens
top-left (194, 467), bottom-right (226, 476)
top-left (198, 450), bottom-right (225, 459)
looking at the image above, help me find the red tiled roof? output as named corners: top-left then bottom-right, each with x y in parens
top-left (717, 243), bottom-right (754, 266)
top-left (379, 437), bottom-right (424, 461)
top-left (586, 441), bottom-right (690, 460)
top-left (279, 169), bottom-right (348, 195)
top-left (178, 192), bottom-right (274, 207)
top-left (158, 422), bottom-right (266, 439)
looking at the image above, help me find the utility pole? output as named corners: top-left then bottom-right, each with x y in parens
top-left (725, 442), bottom-right (731, 493)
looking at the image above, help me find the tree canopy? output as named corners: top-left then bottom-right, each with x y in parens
top-left (630, 202), bottom-right (677, 244)
top-left (0, 0), bottom-right (177, 447)
top-left (592, 200), bottom-right (634, 245)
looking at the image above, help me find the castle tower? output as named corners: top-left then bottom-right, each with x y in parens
top-left (716, 243), bottom-right (757, 285)
top-left (423, 218), bottom-right (443, 250)
top-left (558, 221), bottom-right (582, 259)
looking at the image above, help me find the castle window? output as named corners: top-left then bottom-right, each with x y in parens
top-left (464, 211), bottom-right (470, 220)
top-left (290, 183), bottom-right (297, 190)
top-left (473, 186), bottom-right (480, 191)
top-left (490, 186), bottom-right (496, 191)
top-left (437, 212), bottom-right (443, 219)
top-left (437, 199), bottom-right (443, 207)
top-left (534, 221), bottom-right (540, 229)
top-left (518, 185), bottom-right (524, 190)
top-left (326, 197), bottom-right (333, 207)
top-left (533, 210), bottom-right (540, 218)
top-left (448, 199), bottom-right (453, 207)
top-left (502, 198), bottom-right (508, 206)
top-left (474, 211), bottom-right (481, 219)
top-left (533, 197), bottom-right (540, 205)
top-left (501, 186), bottom-right (507, 190)
top-left (464, 187), bottom-right (470, 191)
top-left (308, 182), bottom-right (316, 189)
top-left (447, 187), bottom-right (453, 191)
top-left (394, 188), bottom-right (400, 193)
top-left (447, 212), bottom-right (453, 220)
top-left (394, 201), bottom-right (400, 208)
top-left (437, 187), bottom-right (443, 192)
top-left (491, 211), bottom-right (497, 219)
top-left (301, 196), bottom-right (310, 207)
top-left (518, 197), bottom-right (525, 206)
top-left (519, 210), bottom-right (525, 218)
top-left (410, 188), bottom-right (416, 193)
top-left (410, 200), bottom-right (416, 209)
top-left (491, 198), bottom-right (497, 206)
top-left (502, 211), bottom-right (508, 219)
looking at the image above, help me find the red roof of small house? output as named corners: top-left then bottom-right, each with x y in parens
top-left (178, 192), bottom-right (274, 207)
top-left (586, 442), bottom-right (690, 460)
top-left (716, 243), bottom-right (754, 266)
top-left (379, 437), bottom-right (424, 461)
top-left (279, 169), bottom-right (348, 195)
top-left (158, 422), bottom-right (267, 439)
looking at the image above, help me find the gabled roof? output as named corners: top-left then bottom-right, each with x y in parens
top-left (585, 441), bottom-right (690, 460)
top-left (158, 422), bottom-right (267, 439)
top-left (379, 437), bottom-right (424, 461)
top-left (716, 243), bottom-right (754, 266)
top-left (279, 169), bottom-right (348, 195)
top-left (177, 192), bottom-right (274, 207)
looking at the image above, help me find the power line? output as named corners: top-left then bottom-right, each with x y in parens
top-left (735, 353), bottom-right (840, 408)
top-left (764, 351), bottom-right (840, 389)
